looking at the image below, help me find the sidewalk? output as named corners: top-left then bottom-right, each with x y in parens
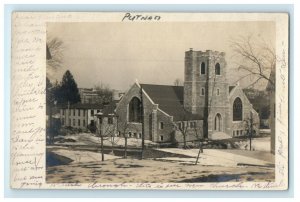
top-left (155, 148), bottom-right (274, 167)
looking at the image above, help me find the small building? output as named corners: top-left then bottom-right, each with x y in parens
top-left (95, 102), bottom-right (119, 137)
top-left (79, 88), bottom-right (102, 104)
top-left (59, 103), bottom-right (104, 129)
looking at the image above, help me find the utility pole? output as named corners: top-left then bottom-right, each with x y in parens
top-left (97, 114), bottom-right (104, 161)
top-left (140, 86), bottom-right (145, 159)
top-left (249, 111), bottom-right (253, 151)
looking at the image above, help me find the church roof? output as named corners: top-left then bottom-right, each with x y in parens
top-left (140, 84), bottom-right (203, 121)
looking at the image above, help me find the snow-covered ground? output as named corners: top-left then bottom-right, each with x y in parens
top-left (47, 156), bottom-right (275, 183)
top-left (51, 148), bottom-right (120, 164)
top-left (54, 133), bottom-right (157, 147)
top-left (232, 137), bottom-right (271, 152)
top-left (155, 148), bottom-right (273, 167)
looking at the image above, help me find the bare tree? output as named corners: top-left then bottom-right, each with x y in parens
top-left (117, 117), bottom-right (132, 159)
top-left (46, 37), bottom-right (64, 80)
top-left (230, 35), bottom-right (276, 89)
top-left (243, 111), bottom-right (259, 151)
top-left (96, 116), bottom-right (117, 161)
top-left (173, 78), bottom-right (183, 86)
top-left (94, 82), bottom-right (114, 104)
top-left (174, 120), bottom-right (189, 149)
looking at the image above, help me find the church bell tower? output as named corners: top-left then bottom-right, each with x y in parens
top-left (183, 49), bottom-right (230, 138)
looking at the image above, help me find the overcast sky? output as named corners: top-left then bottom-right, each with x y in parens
top-left (47, 21), bottom-right (275, 91)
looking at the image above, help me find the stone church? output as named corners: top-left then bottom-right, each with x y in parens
top-left (113, 49), bottom-right (259, 144)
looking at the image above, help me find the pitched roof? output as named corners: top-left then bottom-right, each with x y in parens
top-left (140, 84), bottom-right (203, 121)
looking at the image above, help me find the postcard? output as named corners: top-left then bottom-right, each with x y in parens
top-left (10, 12), bottom-right (289, 190)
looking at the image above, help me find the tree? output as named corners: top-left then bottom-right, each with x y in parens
top-left (190, 122), bottom-right (204, 164)
top-left (243, 111), bottom-right (259, 151)
top-left (46, 77), bottom-right (60, 144)
top-left (173, 120), bottom-right (189, 149)
top-left (173, 78), bottom-right (183, 86)
top-left (46, 37), bottom-right (64, 81)
top-left (94, 82), bottom-right (114, 104)
top-left (230, 35), bottom-right (276, 89)
top-left (117, 116), bottom-right (133, 159)
top-left (95, 115), bottom-right (117, 161)
top-left (58, 70), bottom-right (81, 104)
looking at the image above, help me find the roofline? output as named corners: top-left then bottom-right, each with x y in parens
top-left (157, 107), bottom-right (173, 120)
top-left (134, 81), bottom-right (157, 105)
top-left (229, 85), bottom-right (252, 107)
top-left (229, 85), bottom-right (237, 97)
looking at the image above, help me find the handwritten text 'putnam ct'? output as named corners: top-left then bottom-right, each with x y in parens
top-left (122, 13), bottom-right (161, 22)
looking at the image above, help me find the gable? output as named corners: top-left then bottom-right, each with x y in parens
top-left (229, 85), bottom-right (251, 106)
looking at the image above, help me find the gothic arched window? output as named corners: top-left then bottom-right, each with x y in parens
top-left (233, 97), bottom-right (243, 121)
top-left (200, 62), bottom-right (206, 75)
top-left (129, 97), bottom-right (142, 122)
top-left (215, 63), bottom-right (221, 75)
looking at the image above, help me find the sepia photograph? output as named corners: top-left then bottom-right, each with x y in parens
top-left (45, 20), bottom-right (277, 184)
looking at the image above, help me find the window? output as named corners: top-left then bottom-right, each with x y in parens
top-left (190, 122), bottom-right (196, 128)
top-left (134, 133), bottom-right (137, 138)
top-left (78, 109), bottom-right (80, 116)
top-left (62, 109), bottom-right (65, 115)
top-left (217, 89), bottom-right (220, 96)
top-left (129, 97), bottom-right (142, 122)
top-left (160, 135), bottom-right (164, 141)
top-left (240, 130), bottom-right (243, 136)
top-left (237, 130), bottom-right (240, 136)
top-left (78, 119), bottom-right (80, 126)
top-left (91, 110), bottom-right (94, 116)
top-left (83, 110), bottom-right (85, 116)
top-left (233, 131), bottom-right (235, 137)
top-left (90, 120), bottom-right (95, 127)
top-left (73, 109), bottom-right (75, 116)
top-left (159, 122), bottom-right (164, 129)
top-left (138, 133), bottom-right (142, 138)
top-left (73, 119), bottom-right (75, 126)
top-left (233, 97), bottom-right (243, 121)
top-left (201, 88), bottom-right (205, 96)
top-left (200, 62), bottom-right (205, 75)
top-left (215, 63), bottom-right (221, 75)
top-left (83, 120), bottom-right (86, 127)
top-left (108, 117), bottom-right (113, 125)
top-left (214, 113), bottom-right (222, 131)
top-left (129, 132), bottom-right (132, 138)
top-left (99, 117), bottom-right (103, 124)
top-left (97, 109), bottom-right (100, 113)
top-left (178, 122), bottom-right (182, 130)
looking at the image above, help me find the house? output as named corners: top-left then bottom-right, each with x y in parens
top-left (111, 49), bottom-right (260, 144)
top-left (59, 103), bottom-right (104, 129)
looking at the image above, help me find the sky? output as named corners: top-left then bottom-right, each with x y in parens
top-left (47, 21), bottom-right (275, 91)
